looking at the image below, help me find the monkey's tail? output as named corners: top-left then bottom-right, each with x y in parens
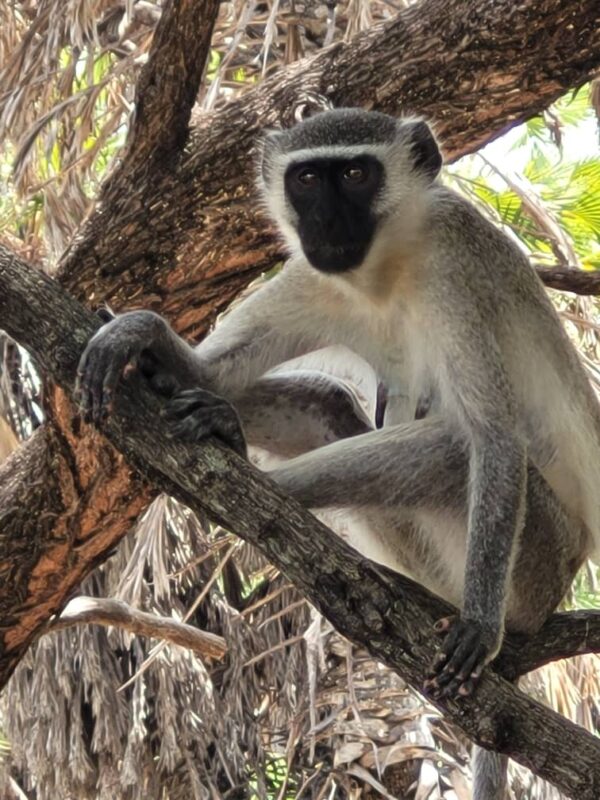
top-left (472, 746), bottom-right (508, 800)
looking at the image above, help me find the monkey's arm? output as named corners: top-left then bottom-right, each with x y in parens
top-left (430, 288), bottom-right (527, 696)
top-left (76, 261), bottom-right (332, 423)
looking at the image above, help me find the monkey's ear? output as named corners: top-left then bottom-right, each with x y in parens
top-left (403, 120), bottom-right (442, 180)
top-left (260, 129), bottom-right (285, 183)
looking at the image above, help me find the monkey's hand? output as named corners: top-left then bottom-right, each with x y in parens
top-left (425, 616), bottom-right (500, 699)
top-left (166, 388), bottom-right (247, 458)
top-left (76, 310), bottom-right (174, 425)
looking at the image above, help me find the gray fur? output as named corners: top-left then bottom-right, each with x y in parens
top-left (76, 108), bottom-right (600, 799)
top-left (472, 747), bottom-right (508, 800)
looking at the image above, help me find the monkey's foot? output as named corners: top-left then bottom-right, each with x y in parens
top-left (424, 616), bottom-right (496, 699)
top-left (166, 388), bottom-right (247, 458)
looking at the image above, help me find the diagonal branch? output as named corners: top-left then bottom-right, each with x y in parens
top-left (1, 245), bottom-right (600, 800)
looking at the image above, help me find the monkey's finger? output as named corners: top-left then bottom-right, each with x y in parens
top-left (436, 640), bottom-right (489, 698)
top-left (166, 401), bottom-right (199, 419)
top-left (92, 356), bottom-right (126, 424)
top-left (78, 353), bottom-right (100, 422)
top-left (438, 649), bottom-right (488, 699)
top-left (437, 631), bottom-right (480, 679)
top-left (437, 644), bottom-right (486, 694)
top-left (211, 420), bottom-right (247, 458)
top-left (455, 662), bottom-right (486, 697)
top-left (148, 372), bottom-right (179, 398)
top-left (169, 411), bottom-right (246, 456)
top-left (88, 353), bottom-right (111, 425)
top-left (167, 397), bottom-right (231, 425)
top-left (75, 346), bottom-right (93, 402)
top-left (99, 361), bottom-right (125, 421)
top-left (167, 390), bottom-right (219, 416)
top-left (457, 679), bottom-right (476, 697)
top-left (455, 646), bottom-right (486, 684)
top-left (425, 648), bottom-right (450, 680)
top-left (186, 410), bottom-right (246, 456)
top-left (433, 623), bottom-right (464, 669)
top-left (457, 663), bottom-right (487, 697)
top-left (433, 616), bottom-right (455, 635)
top-left (168, 415), bottom-right (204, 439)
top-left (78, 380), bottom-right (93, 424)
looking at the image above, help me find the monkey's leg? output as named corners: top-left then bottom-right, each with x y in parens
top-left (268, 419), bottom-right (582, 695)
top-left (472, 747), bottom-right (508, 800)
top-left (236, 370), bottom-right (373, 457)
top-left (166, 368), bottom-right (374, 460)
top-left (269, 417), bottom-right (468, 511)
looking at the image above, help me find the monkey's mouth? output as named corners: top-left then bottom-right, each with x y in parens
top-left (303, 241), bottom-right (368, 273)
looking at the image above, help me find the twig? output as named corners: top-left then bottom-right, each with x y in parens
top-left (118, 542), bottom-right (237, 690)
top-left (51, 596), bottom-right (226, 659)
top-left (536, 266), bottom-right (600, 296)
top-left (496, 610), bottom-right (600, 679)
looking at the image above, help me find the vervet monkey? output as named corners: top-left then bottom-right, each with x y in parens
top-left (77, 109), bottom-right (600, 799)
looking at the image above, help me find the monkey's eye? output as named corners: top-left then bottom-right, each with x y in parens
top-left (342, 163), bottom-right (368, 183)
top-left (296, 168), bottom-right (319, 187)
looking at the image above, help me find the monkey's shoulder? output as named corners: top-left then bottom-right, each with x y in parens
top-left (425, 186), bottom-right (524, 266)
top-left (424, 186), bottom-right (549, 305)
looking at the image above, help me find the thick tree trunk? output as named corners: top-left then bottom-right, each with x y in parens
top-left (0, 0), bottom-right (599, 730)
top-left (2, 244), bottom-right (600, 800)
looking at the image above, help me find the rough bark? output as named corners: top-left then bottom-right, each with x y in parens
top-left (58, 0), bottom-right (600, 335)
top-left (121, 0), bottom-right (221, 173)
top-left (496, 610), bottom-right (600, 680)
top-left (2, 243), bottom-right (600, 800)
top-left (1, 0), bottom-right (600, 788)
top-left (535, 266), bottom-right (600, 295)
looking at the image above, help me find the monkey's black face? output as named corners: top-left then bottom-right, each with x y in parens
top-left (284, 156), bottom-right (384, 273)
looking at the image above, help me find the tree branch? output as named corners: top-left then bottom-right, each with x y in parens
top-left (50, 596), bottom-right (227, 659)
top-left (2, 246), bottom-right (600, 800)
top-left (118, 0), bottom-right (221, 171)
top-left (536, 266), bottom-right (600, 295)
top-left (496, 611), bottom-right (600, 680)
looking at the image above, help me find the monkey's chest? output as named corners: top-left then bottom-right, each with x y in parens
top-left (361, 329), bottom-right (437, 425)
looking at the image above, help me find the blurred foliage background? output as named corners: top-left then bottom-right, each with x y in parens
top-left (0, 1), bottom-right (599, 798)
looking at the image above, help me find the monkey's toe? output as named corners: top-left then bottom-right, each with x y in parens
top-left (167, 388), bottom-right (247, 457)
